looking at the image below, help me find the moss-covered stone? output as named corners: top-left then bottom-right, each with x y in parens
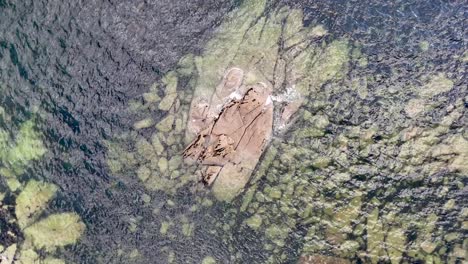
top-left (176, 55), bottom-right (195, 77)
top-left (201, 199), bottom-right (213, 207)
top-left (142, 193), bottom-right (151, 204)
top-left (299, 255), bottom-right (351, 264)
top-left (5, 178), bottom-right (21, 191)
top-left (135, 138), bottom-right (156, 160)
top-left (107, 159), bottom-right (123, 174)
top-left (129, 249), bottom-right (139, 258)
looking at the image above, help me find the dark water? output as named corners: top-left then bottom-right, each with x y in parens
top-left (0, 0), bottom-right (466, 263)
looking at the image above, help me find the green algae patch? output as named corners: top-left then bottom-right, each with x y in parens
top-left (24, 213), bottom-right (85, 252)
top-left (16, 180), bottom-right (58, 229)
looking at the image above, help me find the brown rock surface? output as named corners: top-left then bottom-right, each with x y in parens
top-left (183, 68), bottom-right (274, 200)
top-left (184, 84), bottom-right (273, 188)
top-left (187, 68), bottom-right (244, 136)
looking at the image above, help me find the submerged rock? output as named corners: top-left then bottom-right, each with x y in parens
top-left (15, 180), bottom-right (57, 229)
top-left (106, 0), bottom-right (350, 201)
top-left (0, 108), bottom-right (84, 262)
top-left (177, 6), bottom-right (347, 200)
top-left (183, 69), bottom-right (274, 201)
top-left (245, 214), bottom-right (263, 230)
top-left (201, 256), bottom-right (216, 264)
top-left (24, 212), bottom-right (85, 252)
top-left (133, 118), bottom-right (154, 130)
top-left (0, 119), bottom-right (46, 190)
top-left (420, 240), bottom-right (437, 254)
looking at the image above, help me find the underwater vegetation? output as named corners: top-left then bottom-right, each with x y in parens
top-left (106, 0), bottom-right (347, 199)
top-left (105, 0), bottom-right (466, 263)
top-left (220, 59), bottom-right (466, 262)
top-left (0, 107), bottom-right (85, 264)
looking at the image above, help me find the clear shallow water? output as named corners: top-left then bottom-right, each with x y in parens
top-left (0, 0), bottom-right (466, 263)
